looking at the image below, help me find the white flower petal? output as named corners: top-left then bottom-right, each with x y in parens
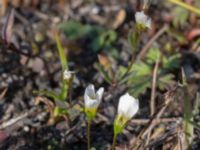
top-left (146, 19), bottom-right (152, 28)
top-left (84, 97), bottom-right (100, 108)
top-left (135, 11), bottom-right (151, 29)
top-left (84, 84), bottom-right (104, 109)
top-left (96, 87), bottom-right (104, 102)
top-left (118, 93), bottom-right (139, 119)
top-left (84, 84), bottom-right (96, 99)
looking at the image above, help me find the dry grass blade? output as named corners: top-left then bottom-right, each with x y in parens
top-left (0, 88), bottom-right (7, 100)
top-left (0, 112), bottom-right (29, 130)
top-left (2, 8), bottom-right (15, 44)
top-left (150, 54), bottom-right (160, 116)
top-left (98, 54), bottom-right (112, 71)
top-left (112, 9), bottom-right (126, 29)
top-left (130, 118), bottom-right (182, 125)
top-left (146, 127), bottom-right (177, 149)
top-left (35, 96), bottom-right (55, 119)
top-left (0, 0), bottom-right (8, 17)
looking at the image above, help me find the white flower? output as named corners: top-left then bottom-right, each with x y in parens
top-left (135, 11), bottom-right (151, 29)
top-left (63, 69), bottom-right (74, 80)
top-left (117, 93), bottom-right (139, 119)
top-left (84, 84), bottom-right (104, 109)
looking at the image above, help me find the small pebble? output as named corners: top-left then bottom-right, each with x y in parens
top-left (12, 75), bottom-right (18, 81)
top-left (7, 77), bottom-right (13, 83)
top-left (91, 6), bottom-right (100, 14)
top-left (23, 126), bottom-right (30, 132)
top-left (2, 73), bottom-right (7, 78)
top-left (19, 76), bottom-right (24, 81)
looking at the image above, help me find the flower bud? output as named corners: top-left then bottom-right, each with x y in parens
top-left (84, 84), bottom-right (104, 120)
top-left (114, 93), bottom-right (139, 135)
top-left (63, 69), bottom-right (74, 80)
top-left (135, 11), bottom-right (151, 30)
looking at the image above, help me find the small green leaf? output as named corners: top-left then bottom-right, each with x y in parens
top-left (158, 74), bottom-right (174, 90)
top-left (99, 30), bottom-right (117, 46)
top-left (33, 90), bottom-right (59, 101)
top-left (187, 119), bottom-right (200, 129)
top-left (59, 21), bottom-right (85, 40)
top-left (128, 76), bottom-right (151, 97)
top-left (54, 106), bottom-right (68, 117)
top-left (146, 48), bottom-right (161, 64)
top-left (163, 54), bottom-right (181, 71)
top-left (131, 62), bottom-right (152, 76)
top-left (172, 7), bottom-right (189, 27)
top-left (167, 29), bottom-right (187, 44)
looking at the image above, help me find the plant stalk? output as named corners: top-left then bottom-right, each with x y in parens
top-left (87, 120), bottom-right (91, 150)
top-left (111, 133), bottom-right (117, 150)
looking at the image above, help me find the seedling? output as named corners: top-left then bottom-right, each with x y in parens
top-left (33, 32), bottom-right (73, 122)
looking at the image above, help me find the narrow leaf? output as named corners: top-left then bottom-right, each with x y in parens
top-left (33, 90), bottom-right (59, 101)
top-left (55, 32), bottom-right (68, 71)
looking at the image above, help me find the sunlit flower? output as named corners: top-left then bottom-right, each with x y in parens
top-left (117, 93), bottom-right (139, 119)
top-left (63, 69), bottom-right (74, 80)
top-left (114, 93), bottom-right (139, 135)
top-left (84, 84), bottom-right (104, 120)
top-left (135, 11), bottom-right (151, 29)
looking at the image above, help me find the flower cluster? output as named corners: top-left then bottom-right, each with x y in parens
top-left (135, 11), bottom-right (151, 30)
top-left (84, 84), bottom-right (139, 122)
top-left (83, 84), bottom-right (139, 149)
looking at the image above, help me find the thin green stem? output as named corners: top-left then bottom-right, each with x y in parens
top-left (87, 120), bottom-right (91, 150)
top-left (111, 133), bottom-right (117, 150)
top-left (120, 30), bottom-right (140, 81)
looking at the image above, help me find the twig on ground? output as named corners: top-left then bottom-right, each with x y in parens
top-left (150, 55), bottom-right (160, 116)
top-left (0, 113), bottom-right (29, 130)
top-left (130, 118), bottom-right (182, 125)
top-left (0, 88), bottom-right (7, 100)
top-left (0, 107), bottom-right (38, 130)
top-left (146, 127), bottom-right (178, 148)
top-left (130, 86), bottom-right (178, 149)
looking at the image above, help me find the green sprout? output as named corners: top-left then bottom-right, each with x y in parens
top-left (33, 32), bottom-right (73, 122)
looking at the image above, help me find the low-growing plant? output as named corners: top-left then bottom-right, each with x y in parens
top-left (125, 48), bottom-right (181, 97)
top-left (95, 11), bottom-right (180, 97)
top-left (59, 20), bottom-right (117, 53)
top-left (32, 1), bottom-right (200, 149)
top-left (33, 32), bottom-right (73, 122)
